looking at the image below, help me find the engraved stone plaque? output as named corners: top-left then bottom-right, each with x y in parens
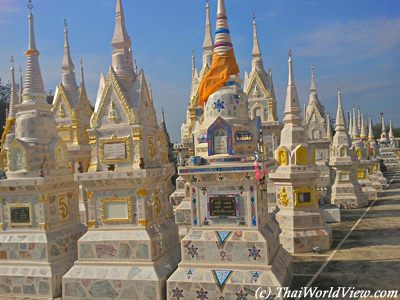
top-left (10, 206), bottom-right (31, 225)
top-left (214, 136), bottom-right (227, 154)
top-left (103, 143), bottom-right (126, 161)
top-left (209, 195), bottom-right (238, 217)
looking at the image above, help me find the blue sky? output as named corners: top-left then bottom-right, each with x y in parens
top-left (0, 0), bottom-right (399, 142)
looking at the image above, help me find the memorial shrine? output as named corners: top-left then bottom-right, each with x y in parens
top-left (329, 91), bottom-right (367, 208)
top-left (0, 3), bottom-right (85, 298)
top-left (304, 65), bottom-right (332, 205)
top-left (167, 1), bottom-right (291, 298)
top-left (62, 1), bottom-right (180, 299)
top-left (269, 52), bottom-right (332, 254)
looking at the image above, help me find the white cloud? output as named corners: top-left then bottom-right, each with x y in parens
top-left (295, 17), bottom-right (400, 59)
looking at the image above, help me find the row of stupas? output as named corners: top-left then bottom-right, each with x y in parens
top-left (0, 0), bottom-right (396, 299)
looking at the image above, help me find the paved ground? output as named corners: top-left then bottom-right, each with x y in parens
top-left (290, 168), bottom-right (400, 299)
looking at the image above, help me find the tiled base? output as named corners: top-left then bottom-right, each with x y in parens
top-left (362, 186), bottom-right (377, 201)
top-left (280, 228), bottom-right (332, 254)
top-left (331, 193), bottom-right (368, 208)
top-left (0, 257), bottom-right (77, 299)
top-left (0, 224), bottom-right (85, 299)
top-left (63, 248), bottom-right (180, 300)
top-left (167, 246), bottom-right (292, 300)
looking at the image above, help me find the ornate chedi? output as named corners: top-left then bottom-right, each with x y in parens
top-left (365, 116), bottom-right (387, 191)
top-left (329, 90), bottom-right (367, 208)
top-left (244, 15), bottom-right (281, 159)
top-left (179, 0), bottom-right (214, 156)
top-left (52, 20), bottom-right (93, 224)
top-left (62, 1), bottom-right (180, 299)
top-left (52, 20), bottom-right (93, 174)
top-left (352, 109), bottom-right (377, 201)
top-left (0, 3), bottom-right (85, 298)
top-left (379, 115), bottom-right (400, 169)
top-left (269, 51), bottom-right (332, 253)
top-left (304, 65), bottom-right (332, 205)
top-left (167, 1), bottom-right (291, 298)
top-left (0, 57), bottom-right (19, 169)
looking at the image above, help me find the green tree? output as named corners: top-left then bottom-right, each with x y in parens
top-left (373, 123), bottom-right (400, 139)
top-left (0, 78), bottom-right (11, 138)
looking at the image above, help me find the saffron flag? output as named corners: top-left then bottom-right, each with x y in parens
top-left (198, 48), bottom-right (239, 107)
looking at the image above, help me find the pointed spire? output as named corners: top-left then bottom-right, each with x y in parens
top-left (214, 0), bottom-right (234, 56)
top-left (368, 116), bottom-right (375, 142)
top-left (381, 113), bottom-right (387, 135)
top-left (61, 18), bottom-right (78, 93)
top-left (23, 0), bottom-right (46, 102)
top-left (8, 56), bottom-right (17, 119)
top-left (327, 113), bottom-right (333, 141)
top-left (352, 107), bottom-right (359, 138)
top-left (310, 64), bottom-right (317, 92)
top-left (348, 111), bottom-right (352, 136)
top-left (111, 0), bottom-right (136, 84)
top-left (197, 0), bottom-right (239, 106)
top-left (161, 106), bottom-right (165, 123)
top-left (360, 112), bottom-right (367, 139)
top-left (283, 50), bottom-right (302, 125)
top-left (18, 66), bottom-right (23, 104)
top-left (80, 58), bottom-right (85, 86)
top-left (202, 0), bottom-right (213, 67)
top-left (335, 89), bottom-right (346, 132)
top-left (357, 107), bottom-right (361, 131)
top-left (389, 120), bottom-right (395, 139)
top-left (308, 63), bottom-right (322, 106)
top-left (251, 14), bottom-right (264, 73)
top-left (192, 49), bottom-right (197, 80)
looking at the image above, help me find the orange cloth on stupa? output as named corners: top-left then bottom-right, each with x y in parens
top-left (198, 48), bottom-right (239, 107)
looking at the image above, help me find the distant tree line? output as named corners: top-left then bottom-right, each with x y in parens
top-left (0, 78), bottom-right (11, 138)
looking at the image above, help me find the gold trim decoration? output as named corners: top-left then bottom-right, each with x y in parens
top-left (58, 196), bottom-right (69, 222)
top-left (148, 137), bottom-right (155, 160)
top-left (100, 195), bottom-right (132, 223)
top-left (38, 223), bottom-right (50, 230)
top-left (51, 84), bottom-right (75, 119)
top-left (38, 195), bottom-right (48, 203)
top-left (25, 48), bottom-right (39, 56)
top-left (87, 131), bottom-right (97, 145)
top-left (295, 146), bottom-right (309, 165)
top-left (87, 220), bottom-right (97, 229)
top-left (294, 188), bottom-right (316, 207)
top-left (138, 219), bottom-right (148, 227)
top-left (279, 188), bottom-right (290, 207)
top-left (99, 135), bottom-right (131, 164)
top-left (277, 147), bottom-right (289, 166)
top-left (136, 189), bottom-right (148, 197)
top-left (86, 191), bottom-right (94, 200)
top-left (8, 203), bottom-right (32, 227)
top-left (357, 169), bottom-right (366, 179)
top-left (151, 191), bottom-right (161, 215)
top-left (356, 149), bottom-right (362, 159)
top-left (57, 125), bottom-right (73, 143)
top-left (108, 101), bottom-right (120, 122)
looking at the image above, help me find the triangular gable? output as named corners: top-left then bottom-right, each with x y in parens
top-left (245, 70), bottom-right (271, 99)
top-left (52, 84), bottom-right (75, 120)
top-left (91, 67), bottom-right (137, 128)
